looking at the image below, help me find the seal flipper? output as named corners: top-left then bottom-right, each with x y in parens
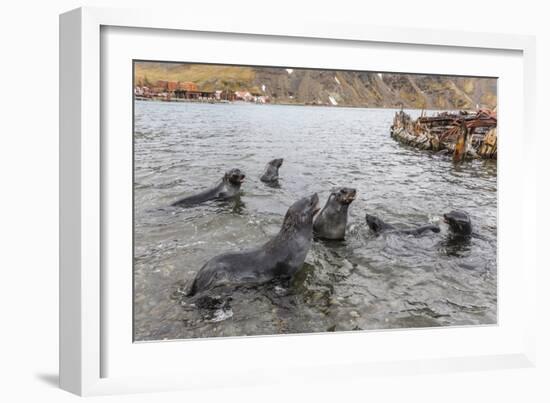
top-left (186, 277), bottom-right (198, 297)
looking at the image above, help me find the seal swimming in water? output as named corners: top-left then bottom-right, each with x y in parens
top-left (187, 193), bottom-right (320, 296)
top-left (313, 187), bottom-right (356, 240)
top-left (260, 158), bottom-right (283, 183)
top-left (443, 210), bottom-right (472, 236)
top-left (171, 168), bottom-right (245, 207)
top-left (365, 213), bottom-right (440, 236)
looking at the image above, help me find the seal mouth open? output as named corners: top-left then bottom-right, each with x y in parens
top-left (344, 192), bottom-right (357, 204)
top-left (238, 174), bottom-right (246, 183)
top-left (340, 188), bottom-right (357, 204)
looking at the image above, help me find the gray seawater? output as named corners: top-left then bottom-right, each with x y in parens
top-left (133, 100), bottom-right (497, 341)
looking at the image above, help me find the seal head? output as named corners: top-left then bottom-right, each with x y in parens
top-left (443, 210), bottom-right (472, 236)
top-left (313, 187), bottom-right (356, 240)
top-left (224, 168), bottom-right (246, 186)
top-left (187, 193), bottom-right (319, 296)
top-left (260, 158), bottom-right (284, 183)
top-left (365, 213), bottom-right (393, 233)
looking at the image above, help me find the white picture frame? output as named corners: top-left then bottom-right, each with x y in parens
top-left (60, 6), bottom-right (537, 396)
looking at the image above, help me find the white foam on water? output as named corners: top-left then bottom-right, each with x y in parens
top-left (211, 307), bottom-right (234, 322)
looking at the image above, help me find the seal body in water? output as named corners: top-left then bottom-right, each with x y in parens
top-left (187, 193), bottom-right (320, 296)
top-left (365, 214), bottom-right (440, 235)
top-left (171, 168), bottom-right (245, 207)
top-left (313, 187), bottom-right (356, 240)
top-left (260, 158), bottom-right (283, 183)
top-left (443, 210), bottom-right (472, 236)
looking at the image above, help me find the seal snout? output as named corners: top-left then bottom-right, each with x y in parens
top-left (344, 188), bottom-right (357, 204)
top-left (334, 187), bottom-right (357, 204)
top-left (226, 168), bottom-right (246, 185)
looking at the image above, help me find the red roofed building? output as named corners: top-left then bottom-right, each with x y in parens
top-left (178, 82), bottom-right (198, 92)
top-left (155, 80), bottom-right (169, 90)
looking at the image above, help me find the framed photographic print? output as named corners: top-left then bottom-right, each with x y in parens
top-left (60, 7), bottom-right (537, 396)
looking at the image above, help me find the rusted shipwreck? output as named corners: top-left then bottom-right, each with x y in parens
top-left (390, 109), bottom-right (497, 161)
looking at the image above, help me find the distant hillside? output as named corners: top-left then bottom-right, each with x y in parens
top-left (134, 62), bottom-right (497, 110)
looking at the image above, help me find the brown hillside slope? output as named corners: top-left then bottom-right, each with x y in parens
top-left (135, 62), bottom-right (496, 110)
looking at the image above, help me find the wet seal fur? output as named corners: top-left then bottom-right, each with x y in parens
top-left (313, 187), bottom-right (357, 240)
top-left (187, 193), bottom-right (320, 296)
top-left (260, 158), bottom-right (283, 183)
top-left (171, 168), bottom-right (245, 207)
top-left (365, 213), bottom-right (440, 236)
top-left (443, 210), bottom-right (472, 236)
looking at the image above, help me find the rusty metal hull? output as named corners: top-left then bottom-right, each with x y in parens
top-left (390, 110), bottom-right (497, 161)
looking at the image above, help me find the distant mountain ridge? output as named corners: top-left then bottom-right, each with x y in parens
top-left (135, 62), bottom-right (497, 110)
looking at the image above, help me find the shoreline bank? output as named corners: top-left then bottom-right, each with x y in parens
top-left (134, 97), bottom-right (481, 113)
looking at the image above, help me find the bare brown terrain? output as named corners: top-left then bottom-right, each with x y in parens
top-left (135, 62), bottom-right (496, 110)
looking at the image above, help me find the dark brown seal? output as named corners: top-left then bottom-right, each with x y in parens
top-left (260, 158), bottom-right (283, 183)
top-left (187, 193), bottom-right (320, 296)
top-left (171, 168), bottom-right (245, 207)
top-left (313, 187), bottom-right (356, 240)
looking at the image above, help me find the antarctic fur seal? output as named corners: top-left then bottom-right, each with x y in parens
top-left (187, 193), bottom-right (320, 296)
top-left (171, 168), bottom-right (245, 207)
top-left (365, 213), bottom-right (440, 236)
top-left (443, 210), bottom-right (472, 236)
top-left (313, 187), bottom-right (357, 240)
top-left (260, 158), bottom-right (284, 183)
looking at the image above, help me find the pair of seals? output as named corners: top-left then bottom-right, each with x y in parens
top-left (171, 168), bottom-right (245, 207)
top-left (365, 214), bottom-right (441, 236)
top-left (260, 158), bottom-right (284, 183)
top-left (187, 193), bottom-right (320, 296)
top-left (313, 187), bottom-right (357, 240)
top-left (172, 158), bottom-right (283, 207)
